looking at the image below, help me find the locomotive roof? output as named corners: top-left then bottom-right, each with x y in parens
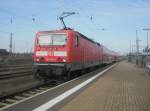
top-left (75, 31), bottom-right (101, 46)
top-left (37, 29), bottom-right (101, 46)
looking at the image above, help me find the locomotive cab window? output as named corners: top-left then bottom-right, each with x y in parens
top-left (38, 34), bottom-right (67, 46)
top-left (75, 35), bottom-right (79, 47)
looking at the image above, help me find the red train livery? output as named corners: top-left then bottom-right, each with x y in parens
top-left (33, 29), bottom-right (118, 79)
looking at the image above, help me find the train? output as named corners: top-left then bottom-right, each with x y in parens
top-left (33, 28), bottom-right (118, 80)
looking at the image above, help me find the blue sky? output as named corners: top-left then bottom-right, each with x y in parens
top-left (0, 0), bottom-right (150, 54)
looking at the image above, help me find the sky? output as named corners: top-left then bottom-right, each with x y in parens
top-left (0, 0), bottom-right (150, 54)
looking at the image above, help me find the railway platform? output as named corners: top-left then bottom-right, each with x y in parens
top-left (59, 61), bottom-right (150, 111)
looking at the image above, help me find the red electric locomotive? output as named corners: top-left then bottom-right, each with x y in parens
top-left (33, 29), bottom-right (118, 79)
top-left (33, 12), bottom-right (118, 80)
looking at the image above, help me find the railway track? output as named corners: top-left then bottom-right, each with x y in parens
top-left (0, 80), bottom-right (63, 110)
top-left (0, 64), bottom-right (33, 79)
top-left (0, 63), bottom-right (114, 111)
top-left (0, 64), bottom-right (33, 69)
top-left (0, 64), bottom-right (35, 99)
top-left (0, 70), bottom-right (32, 79)
top-left (0, 66), bottom-right (32, 71)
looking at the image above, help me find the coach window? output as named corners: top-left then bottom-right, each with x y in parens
top-left (75, 35), bottom-right (79, 47)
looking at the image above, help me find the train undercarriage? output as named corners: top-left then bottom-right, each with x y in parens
top-left (33, 62), bottom-right (112, 82)
top-left (33, 63), bottom-right (67, 80)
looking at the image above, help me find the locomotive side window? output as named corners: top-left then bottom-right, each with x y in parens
top-left (75, 35), bottom-right (79, 47)
top-left (38, 34), bottom-right (67, 46)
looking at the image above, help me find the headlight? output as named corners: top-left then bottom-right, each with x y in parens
top-left (63, 59), bottom-right (66, 62)
top-left (36, 58), bottom-right (39, 61)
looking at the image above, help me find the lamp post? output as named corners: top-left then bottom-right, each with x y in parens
top-left (143, 29), bottom-right (150, 55)
top-left (9, 18), bottom-right (13, 55)
top-left (136, 30), bottom-right (139, 65)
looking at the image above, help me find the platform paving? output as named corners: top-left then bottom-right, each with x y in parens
top-left (59, 61), bottom-right (150, 111)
